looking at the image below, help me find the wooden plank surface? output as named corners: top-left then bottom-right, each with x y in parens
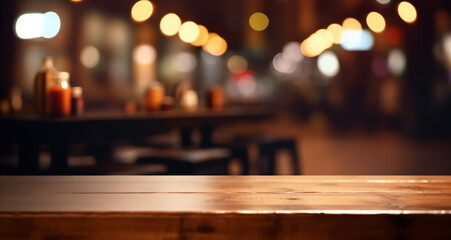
top-left (1, 176), bottom-right (451, 239)
top-left (1, 176), bottom-right (451, 213)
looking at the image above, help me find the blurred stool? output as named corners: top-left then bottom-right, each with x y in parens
top-left (135, 147), bottom-right (249, 175)
top-left (217, 135), bottom-right (301, 175)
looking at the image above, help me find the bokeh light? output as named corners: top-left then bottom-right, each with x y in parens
top-left (133, 44), bottom-right (156, 64)
top-left (283, 41), bottom-right (304, 62)
top-left (237, 73), bottom-right (257, 97)
top-left (249, 12), bottom-right (269, 31)
top-left (342, 18), bottom-right (362, 30)
top-left (15, 12), bottom-right (60, 39)
top-left (191, 25), bottom-right (209, 47)
top-left (42, 12), bottom-right (61, 38)
top-left (178, 21), bottom-right (199, 43)
top-left (203, 33), bottom-right (228, 56)
top-left (388, 48), bottom-right (406, 76)
top-left (327, 23), bottom-right (343, 44)
top-left (160, 13), bottom-right (181, 36)
top-left (175, 52), bottom-right (197, 73)
top-left (300, 29), bottom-right (333, 57)
top-left (398, 1), bottom-right (417, 23)
top-left (227, 55), bottom-right (248, 74)
top-left (341, 29), bottom-right (374, 51)
top-left (80, 46), bottom-right (100, 68)
top-left (272, 53), bottom-right (297, 74)
top-left (131, 0), bottom-right (153, 22)
top-left (317, 51), bottom-right (339, 77)
top-left (443, 34), bottom-right (451, 67)
top-left (366, 12), bottom-right (386, 33)
top-left (376, 0), bottom-right (391, 4)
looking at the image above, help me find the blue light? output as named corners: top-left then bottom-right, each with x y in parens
top-left (340, 30), bottom-right (374, 51)
top-left (42, 11), bottom-right (61, 39)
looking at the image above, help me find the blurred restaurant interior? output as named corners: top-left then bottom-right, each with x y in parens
top-left (0, 0), bottom-right (450, 175)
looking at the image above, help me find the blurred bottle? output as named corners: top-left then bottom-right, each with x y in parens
top-left (71, 87), bottom-right (84, 116)
top-left (34, 57), bottom-right (57, 116)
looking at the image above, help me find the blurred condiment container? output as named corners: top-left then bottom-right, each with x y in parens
top-left (146, 82), bottom-right (164, 111)
top-left (207, 86), bottom-right (224, 109)
top-left (161, 96), bottom-right (174, 111)
top-left (71, 87), bottom-right (84, 116)
top-left (34, 57), bottom-right (57, 116)
top-left (180, 90), bottom-right (198, 110)
top-left (48, 72), bottom-right (71, 117)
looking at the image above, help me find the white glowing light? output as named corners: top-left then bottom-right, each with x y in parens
top-left (237, 75), bottom-right (257, 96)
top-left (133, 45), bottom-right (156, 64)
top-left (317, 50), bottom-right (340, 77)
top-left (61, 81), bottom-right (68, 89)
top-left (80, 46), bottom-right (100, 68)
top-left (388, 49), bottom-right (406, 76)
top-left (272, 53), bottom-right (297, 74)
top-left (175, 52), bottom-right (197, 73)
top-left (15, 12), bottom-right (60, 39)
top-left (15, 13), bottom-right (44, 39)
top-left (376, 0), bottom-right (391, 4)
top-left (340, 30), bottom-right (374, 51)
top-left (443, 34), bottom-right (451, 68)
top-left (283, 41), bottom-right (304, 63)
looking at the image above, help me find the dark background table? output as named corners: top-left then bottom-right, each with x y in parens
top-left (0, 108), bottom-right (274, 173)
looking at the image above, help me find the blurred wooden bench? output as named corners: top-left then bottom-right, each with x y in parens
top-left (1, 176), bottom-right (451, 239)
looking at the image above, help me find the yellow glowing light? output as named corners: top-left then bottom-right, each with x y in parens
top-left (203, 33), bottom-right (227, 56)
top-left (179, 21), bottom-right (199, 43)
top-left (227, 55), bottom-right (248, 73)
top-left (160, 13), bottom-right (181, 36)
top-left (398, 1), bottom-right (417, 23)
top-left (191, 25), bottom-right (209, 46)
top-left (327, 23), bottom-right (343, 44)
top-left (70, 0), bottom-right (83, 2)
top-left (366, 12), bottom-right (386, 33)
top-left (300, 28), bottom-right (334, 58)
top-left (316, 29), bottom-right (334, 48)
top-left (249, 12), bottom-right (269, 31)
top-left (301, 37), bottom-right (322, 58)
top-left (131, 0), bottom-right (153, 23)
top-left (343, 18), bottom-right (362, 30)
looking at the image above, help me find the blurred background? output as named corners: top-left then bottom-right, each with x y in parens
top-left (0, 0), bottom-right (450, 174)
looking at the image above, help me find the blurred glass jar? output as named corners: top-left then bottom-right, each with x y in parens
top-left (207, 86), bottom-right (224, 109)
top-left (146, 82), bottom-right (164, 111)
top-left (48, 72), bottom-right (71, 117)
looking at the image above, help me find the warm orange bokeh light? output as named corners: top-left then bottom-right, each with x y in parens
top-left (366, 12), bottom-right (386, 33)
top-left (398, 1), bottom-right (417, 23)
top-left (203, 33), bottom-right (227, 56)
top-left (131, 0), bottom-right (153, 22)
top-left (191, 25), bottom-right (209, 47)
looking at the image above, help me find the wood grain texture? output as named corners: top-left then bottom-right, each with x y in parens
top-left (1, 176), bottom-right (451, 239)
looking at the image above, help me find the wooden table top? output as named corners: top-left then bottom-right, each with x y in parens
top-left (1, 175), bottom-right (451, 214)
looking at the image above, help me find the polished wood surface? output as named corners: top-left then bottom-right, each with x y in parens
top-left (1, 176), bottom-right (450, 239)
